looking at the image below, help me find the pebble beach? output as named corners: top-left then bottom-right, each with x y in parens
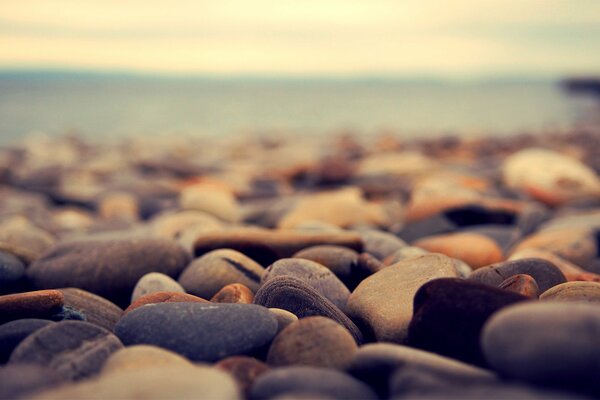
top-left (1, 128), bottom-right (600, 399)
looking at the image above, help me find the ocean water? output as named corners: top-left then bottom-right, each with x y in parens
top-left (0, 72), bottom-right (596, 144)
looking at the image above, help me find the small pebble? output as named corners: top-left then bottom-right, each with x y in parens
top-left (211, 283), bottom-right (255, 304)
top-left (131, 272), bottom-right (185, 302)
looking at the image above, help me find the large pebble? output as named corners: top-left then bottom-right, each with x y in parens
top-left (469, 258), bottom-right (566, 292)
top-left (179, 249), bottom-right (264, 298)
top-left (263, 258), bottom-right (350, 312)
top-left (102, 344), bottom-right (192, 374)
top-left (28, 238), bottom-right (190, 305)
top-left (293, 245), bottom-right (358, 283)
top-left (346, 254), bottom-right (459, 342)
top-left (124, 291), bottom-right (209, 313)
top-left (193, 228), bottom-right (362, 266)
top-left (0, 290), bottom-right (64, 324)
top-left (249, 366), bottom-right (377, 400)
top-left (131, 272), bottom-right (185, 302)
top-left (539, 281), bottom-right (600, 303)
top-left (0, 319), bottom-right (54, 363)
top-left (407, 278), bottom-right (528, 365)
top-left (115, 303), bottom-right (278, 362)
top-left (9, 321), bottom-right (123, 381)
top-left (482, 302), bottom-right (600, 393)
top-left (59, 288), bottom-right (123, 331)
top-left (357, 229), bottom-right (406, 260)
top-left (253, 276), bottom-right (363, 344)
top-left (267, 316), bottom-right (357, 369)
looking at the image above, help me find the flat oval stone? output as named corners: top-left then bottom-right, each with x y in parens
top-left (414, 232), bottom-right (504, 269)
top-left (469, 258), bottom-right (566, 292)
top-left (263, 258), bottom-right (350, 312)
top-left (115, 303), bottom-right (278, 362)
top-left (253, 276), bottom-right (363, 344)
top-left (31, 365), bottom-right (241, 400)
top-left (0, 290), bottom-right (64, 324)
top-left (0, 251), bottom-right (25, 291)
top-left (179, 249), bottom-right (264, 298)
top-left (407, 278), bottom-right (528, 365)
top-left (211, 283), bottom-right (255, 304)
top-left (124, 291), bottom-right (209, 314)
top-left (346, 254), bottom-right (459, 343)
top-left (482, 302), bottom-right (600, 392)
top-left (216, 356), bottom-right (270, 396)
top-left (498, 274), bottom-right (540, 298)
top-left (267, 316), bottom-right (357, 369)
top-left (0, 319), bottom-right (54, 363)
top-left (131, 272), bottom-right (184, 302)
top-left (27, 238), bottom-right (190, 305)
top-left (249, 366), bottom-right (377, 400)
top-left (59, 288), bottom-right (123, 331)
top-left (293, 245), bottom-right (358, 283)
top-left (102, 345), bottom-right (193, 374)
top-left (0, 364), bottom-right (65, 399)
top-left (9, 321), bottom-right (123, 381)
top-left (540, 281), bottom-right (600, 303)
top-left (193, 228), bottom-right (362, 266)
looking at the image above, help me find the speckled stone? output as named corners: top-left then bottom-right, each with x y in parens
top-left (193, 228), bottom-right (362, 266)
top-left (9, 321), bottom-right (123, 381)
top-left (263, 258), bottom-right (350, 312)
top-left (102, 345), bottom-right (193, 374)
top-left (250, 366), bottom-right (377, 400)
top-left (216, 356), bottom-right (270, 396)
top-left (407, 278), bottom-right (528, 365)
top-left (498, 274), bottom-right (540, 298)
top-left (124, 291), bottom-right (209, 314)
top-left (59, 288), bottom-right (123, 331)
top-left (0, 364), bottom-right (65, 399)
top-left (131, 272), bottom-right (185, 302)
top-left (179, 249), bottom-right (265, 298)
top-left (347, 254), bottom-right (459, 343)
top-left (0, 290), bottom-right (64, 324)
top-left (267, 316), bottom-right (357, 369)
top-left (0, 319), bottom-right (54, 363)
top-left (253, 276), bottom-right (363, 344)
top-left (211, 283), bottom-right (255, 304)
top-left (115, 303), bottom-right (278, 362)
top-left (540, 281), bottom-right (600, 303)
top-left (27, 238), bottom-right (190, 306)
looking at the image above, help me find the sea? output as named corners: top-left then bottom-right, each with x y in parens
top-left (0, 71), bottom-right (598, 144)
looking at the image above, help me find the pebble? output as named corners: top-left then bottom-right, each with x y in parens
top-left (482, 302), bottom-right (600, 393)
top-left (0, 220), bottom-right (56, 263)
top-left (0, 319), bottom-right (54, 363)
top-left (346, 254), bottom-right (459, 342)
top-left (267, 316), bottom-right (357, 369)
top-left (539, 281), bottom-right (600, 303)
top-left (382, 246), bottom-right (428, 265)
top-left (414, 232), bottom-right (504, 269)
top-left (262, 258), bottom-right (350, 312)
top-left (59, 288), bottom-right (123, 331)
top-left (268, 308), bottom-right (298, 333)
top-left (179, 249), bottom-right (264, 298)
top-left (180, 182), bottom-right (241, 222)
top-left (249, 366), bottom-right (377, 400)
top-left (357, 229), bottom-right (406, 260)
top-left (150, 210), bottom-right (224, 240)
top-left (27, 238), bottom-right (190, 306)
top-left (253, 276), bottom-right (363, 344)
top-left (469, 258), bottom-right (566, 292)
top-left (407, 278), bottom-right (528, 365)
top-left (9, 321), bottom-right (123, 381)
top-left (124, 291), bottom-right (209, 313)
top-left (0, 290), bottom-right (64, 324)
top-left (131, 272), bottom-right (185, 302)
top-left (115, 302), bottom-right (278, 362)
top-left (293, 245), bottom-right (358, 284)
top-left (211, 283), bottom-right (255, 303)
top-left (498, 274), bottom-right (540, 298)
top-left (509, 248), bottom-right (600, 282)
top-left (101, 344), bottom-right (192, 374)
top-left (98, 191), bottom-right (139, 221)
top-left (216, 356), bottom-right (270, 396)
top-left (0, 364), bottom-right (65, 399)
top-left (0, 251), bottom-right (25, 292)
top-left (193, 228), bottom-right (362, 266)
top-left (31, 364), bottom-right (241, 400)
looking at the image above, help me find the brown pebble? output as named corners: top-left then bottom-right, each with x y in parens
top-left (498, 274), bottom-right (540, 298)
top-left (124, 291), bottom-right (209, 314)
top-left (0, 290), bottom-right (64, 323)
top-left (211, 283), bottom-right (254, 304)
top-left (215, 356), bottom-right (270, 395)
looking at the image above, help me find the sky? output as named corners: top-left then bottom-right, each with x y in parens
top-left (1, 0), bottom-right (599, 77)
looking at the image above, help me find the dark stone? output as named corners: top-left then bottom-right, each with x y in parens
top-left (115, 303), bottom-right (278, 362)
top-left (0, 319), bottom-right (54, 363)
top-left (249, 366), bottom-right (377, 400)
top-left (407, 278), bottom-right (528, 366)
top-left (253, 276), bottom-right (363, 344)
top-left (0, 251), bottom-right (25, 293)
top-left (0, 364), bottom-right (65, 399)
top-left (27, 238), bottom-right (190, 306)
top-left (9, 321), bottom-right (123, 381)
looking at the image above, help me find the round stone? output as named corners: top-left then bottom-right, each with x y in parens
top-left (124, 291), bottom-right (209, 314)
top-left (102, 345), bottom-right (193, 374)
top-left (293, 245), bottom-right (358, 283)
top-left (211, 283), bottom-right (255, 304)
top-left (115, 303), bottom-right (278, 362)
top-left (216, 356), bottom-right (270, 396)
top-left (131, 272), bottom-right (185, 302)
top-left (263, 258), bottom-right (350, 312)
top-left (540, 281), bottom-right (600, 303)
top-left (9, 321), bottom-right (123, 381)
top-left (178, 249), bottom-right (264, 299)
top-left (0, 319), bottom-right (54, 363)
top-left (267, 316), bottom-right (357, 369)
top-left (482, 302), bottom-right (600, 392)
top-left (27, 238), bottom-right (190, 305)
top-left (357, 229), bottom-right (406, 260)
top-left (346, 254), bottom-right (459, 343)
